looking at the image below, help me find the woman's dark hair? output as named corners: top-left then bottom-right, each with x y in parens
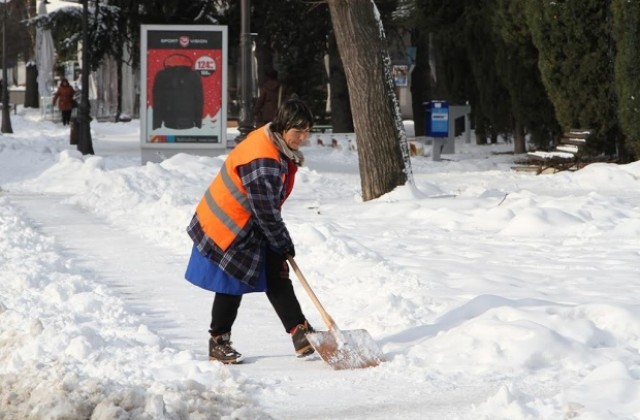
top-left (270, 99), bottom-right (314, 134)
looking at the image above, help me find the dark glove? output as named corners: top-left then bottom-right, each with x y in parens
top-left (282, 244), bottom-right (295, 258)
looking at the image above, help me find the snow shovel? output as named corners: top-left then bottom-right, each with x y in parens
top-left (287, 256), bottom-right (386, 370)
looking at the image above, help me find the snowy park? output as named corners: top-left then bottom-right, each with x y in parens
top-left (1, 108), bottom-right (640, 419)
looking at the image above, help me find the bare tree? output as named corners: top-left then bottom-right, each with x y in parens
top-left (327, 0), bottom-right (412, 201)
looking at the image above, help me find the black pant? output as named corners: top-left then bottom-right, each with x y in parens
top-left (209, 248), bottom-right (307, 336)
top-left (61, 110), bottom-right (72, 125)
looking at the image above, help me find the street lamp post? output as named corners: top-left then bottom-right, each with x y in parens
top-left (235, 0), bottom-right (253, 143)
top-left (63, 0), bottom-right (93, 153)
top-left (76, 0), bottom-right (93, 154)
top-left (1, 0), bottom-right (13, 134)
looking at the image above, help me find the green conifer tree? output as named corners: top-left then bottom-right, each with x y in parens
top-left (525, 0), bottom-right (619, 155)
top-left (492, 0), bottom-right (560, 151)
top-left (612, 0), bottom-right (640, 159)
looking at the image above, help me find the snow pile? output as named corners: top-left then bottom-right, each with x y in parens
top-left (0, 199), bottom-right (266, 419)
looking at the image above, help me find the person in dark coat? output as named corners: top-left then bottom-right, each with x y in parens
top-left (185, 99), bottom-right (315, 364)
top-left (253, 69), bottom-right (282, 127)
top-left (52, 79), bottom-right (76, 126)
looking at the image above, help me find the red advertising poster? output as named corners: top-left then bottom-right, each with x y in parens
top-left (141, 26), bottom-right (227, 145)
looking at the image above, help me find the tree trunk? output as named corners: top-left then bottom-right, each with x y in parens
top-left (410, 30), bottom-right (431, 137)
top-left (514, 119), bottom-right (526, 154)
top-left (24, 63), bottom-right (39, 108)
top-left (327, 0), bottom-right (410, 201)
top-left (475, 113), bottom-right (488, 145)
top-left (328, 33), bottom-right (353, 133)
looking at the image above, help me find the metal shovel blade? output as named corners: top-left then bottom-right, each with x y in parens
top-left (306, 328), bottom-right (386, 370)
top-left (286, 257), bottom-right (386, 370)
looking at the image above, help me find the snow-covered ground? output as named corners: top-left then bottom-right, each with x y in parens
top-left (1, 108), bottom-right (640, 419)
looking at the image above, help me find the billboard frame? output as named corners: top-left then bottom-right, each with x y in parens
top-left (140, 24), bottom-right (228, 163)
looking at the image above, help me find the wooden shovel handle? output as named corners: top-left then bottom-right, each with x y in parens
top-left (287, 256), bottom-right (338, 331)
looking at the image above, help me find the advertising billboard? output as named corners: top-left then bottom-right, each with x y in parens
top-left (140, 25), bottom-right (227, 162)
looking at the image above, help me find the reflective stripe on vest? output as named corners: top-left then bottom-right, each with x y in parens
top-left (201, 167), bottom-right (252, 238)
top-left (196, 127), bottom-right (282, 251)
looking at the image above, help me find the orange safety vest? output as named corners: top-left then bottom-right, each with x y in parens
top-left (195, 127), bottom-right (284, 251)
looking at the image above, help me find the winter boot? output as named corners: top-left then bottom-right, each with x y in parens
top-left (291, 321), bottom-right (315, 358)
top-left (209, 333), bottom-right (243, 364)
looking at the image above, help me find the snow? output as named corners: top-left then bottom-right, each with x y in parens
top-left (2, 108), bottom-right (640, 419)
top-left (45, 0), bottom-right (80, 12)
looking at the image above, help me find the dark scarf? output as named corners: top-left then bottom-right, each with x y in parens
top-left (266, 124), bottom-right (305, 167)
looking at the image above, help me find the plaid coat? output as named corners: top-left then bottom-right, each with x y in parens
top-left (187, 151), bottom-right (296, 288)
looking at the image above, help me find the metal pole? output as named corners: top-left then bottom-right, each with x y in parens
top-left (235, 0), bottom-right (253, 143)
top-left (1, 0), bottom-right (13, 134)
top-left (77, 0), bottom-right (93, 154)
